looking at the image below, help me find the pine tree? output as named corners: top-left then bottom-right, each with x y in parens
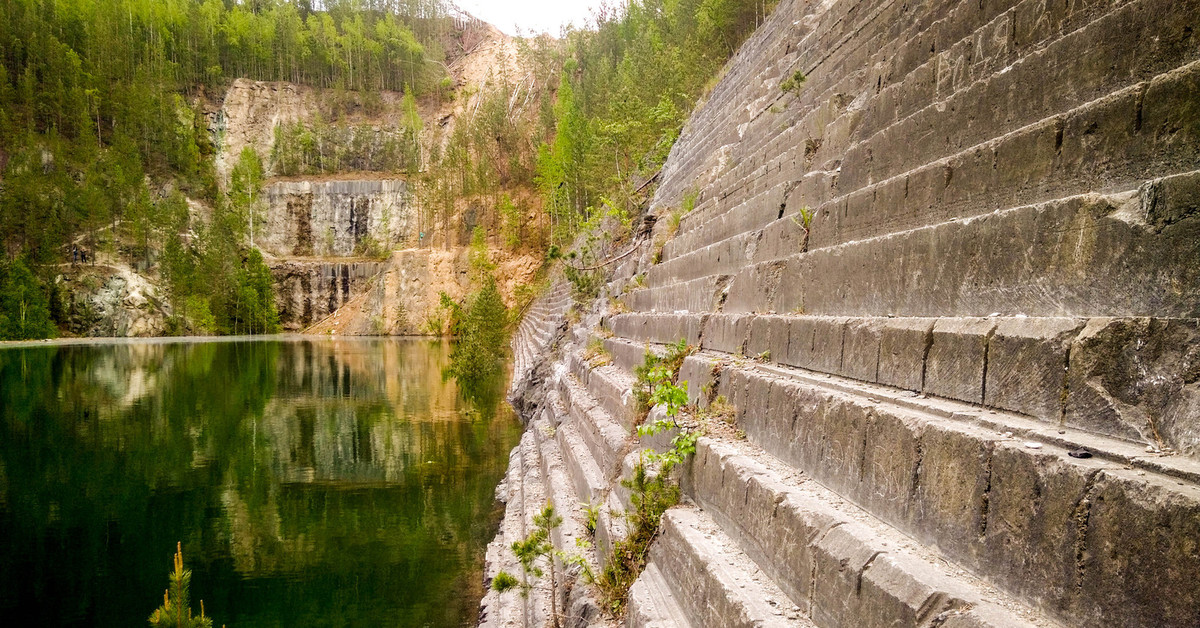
top-left (148, 542), bottom-right (214, 628)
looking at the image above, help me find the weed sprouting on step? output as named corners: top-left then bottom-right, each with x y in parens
top-left (594, 337), bottom-right (703, 616)
top-left (790, 205), bottom-right (814, 252)
top-left (581, 501), bottom-right (601, 537)
top-left (633, 339), bottom-right (696, 417)
top-left (781, 69), bottom-right (807, 95)
top-left (583, 337), bottom-right (613, 368)
top-left (595, 461), bottom-right (681, 616)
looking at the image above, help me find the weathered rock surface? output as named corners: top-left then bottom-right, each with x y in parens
top-left (494, 0), bottom-right (1200, 626)
top-left (261, 179), bottom-right (414, 258)
top-left (58, 264), bottom-right (170, 337)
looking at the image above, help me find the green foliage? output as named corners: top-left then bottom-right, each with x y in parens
top-left (468, 226), bottom-right (496, 277)
top-left (682, 188), bottom-right (700, 214)
top-left (0, 0), bottom-right (452, 298)
top-left (447, 276), bottom-right (509, 386)
top-left (595, 338), bottom-right (706, 615)
top-left (583, 337), bottom-right (612, 368)
top-left (490, 571), bottom-right (520, 594)
top-left (148, 542), bottom-right (214, 628)
top-left (648, 375), bottom-right (688, 419)
top-left (781, 69), bottom-right (808, 94)
top-left (793, 205), bottom-right (815, 230)
top-left (509, 502), bottom-right (565, 624)
top-left (272, 118), bottom-right (420, 176)
top-left (581, 501), bottom-right (601, 537)
top-left (0, 258), bottom-right (57, 340)
top-left (499, 194), bottom-right (524, 251)
top-left (595, 461), bottom-right (680, 615)
top-left (536, 0), bottom-right (776, 245)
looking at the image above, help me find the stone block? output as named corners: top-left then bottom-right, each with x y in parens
top-left (809, 523), bottom-right (883, 628)
top-left (755, 217), bottom-right (808, 263)
top-left (1066, 317), bottom-right (1200, 456)
top-left (924, 318), bottom-right (996, 404)
top-left (807, 317), bottom-right (848, 375)
top-left (877, 317), bottom-right (935, 391)
top-left (855, 552), bottom-right (950, 628)
top-left (717, 367), bottom-right (752, 427)
top-left (855, 408), bottom-right (922, 525)
top-left (678, 355), bottom-right (717, 406)
top-left (910, 423), bottom-right (994, 560)
top-left (839, 318), bottom-right (883, 382)
top-left (980, 442), bottom-right (1101, 617)
top-left (1057, 86), bottom-right (1141, 185)
top-left (807, 395), bottom-right (872, 498)
top-left (701, 313), bottom-right (750, 354)
top-left (1079, 469), bottom-right (1200, 627)
top-left (746, 315), bottom-right (790, 362)
top-left (652, 313), bottom-right (704, 346)
top-left (1140, 49), bottom-right (1200, 172)
top-left (1141, 169), bottom-right (1200, 232)
top-left (724, 263), bottom-right (782, 314)
top-left (984, 317), bottom-right (1084, 421)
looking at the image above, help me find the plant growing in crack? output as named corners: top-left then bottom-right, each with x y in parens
top-left (791, 205), bottom-right (814, 252)
top-left (781, 69), bottom-right (807, 95)
top-left (493, 502), bottom-right (566, 626)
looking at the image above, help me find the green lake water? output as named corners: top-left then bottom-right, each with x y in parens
top-left (0, 337), bottom-right (523, 627)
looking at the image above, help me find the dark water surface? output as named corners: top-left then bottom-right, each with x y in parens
top-left (0, 337), bottom-right (522, 627)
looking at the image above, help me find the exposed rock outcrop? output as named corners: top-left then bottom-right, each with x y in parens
top-left (493, 0), bottom-right (1200, 627)
top-left (261, 179), bottom-right (415, 258)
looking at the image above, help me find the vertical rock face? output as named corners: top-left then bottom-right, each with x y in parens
top-left (271, 260), bottom-right (390, 332)
top-left (496, 1), bottom-right (1200, 627)
top-left (260, 179), bottom-right (415, 258)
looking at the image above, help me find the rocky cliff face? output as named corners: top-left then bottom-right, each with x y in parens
top-left (205, 22), bottom-right (537, 336)
top-left (260, 179), bottom-right (415, 258)
top-left (490, 1), bottom-right (1200, 627)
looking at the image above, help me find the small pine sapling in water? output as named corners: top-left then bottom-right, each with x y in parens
top-left (149, 542), bottom-right (214, 628)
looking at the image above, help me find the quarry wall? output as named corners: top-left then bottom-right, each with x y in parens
top-left (487, 0), bottom-right (1200, 627)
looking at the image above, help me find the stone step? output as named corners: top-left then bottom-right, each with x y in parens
top-left (625, 563), bottom-right (694, 628)
top-left (840, 0), bottom-right (1198, 195)
top-left (608, 312), bottom-right (1200, 458)
top-left (572, 328), bottom-right (1200, 626)
top-left (558, 374), bottom-right (630, 475)
top-left (535, 417), bottom-right (598, 560)
top-left (480, 430), bottom-right (547, 628)
top-left (690, 354), bottom-right (1200, 627)
top-left (555, 419), bottom-right (610, 509)
top-left (649, 506), bottom-right (816, 628)
top-left (624, 274), bottom-right (727, 315)
top-left (568, 354), bottom-right (641, 432)
top-left (665, 171), bottom-right (834, 263)
top-left (684, 437), bottom-right (1051, 628)
top-left (640, 182), bottom-right (1200, 320)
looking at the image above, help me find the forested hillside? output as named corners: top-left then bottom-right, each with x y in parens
top-left (0, 0), bottom-right (777, 340)
top-left (0, 0), bottom-right (455, 338)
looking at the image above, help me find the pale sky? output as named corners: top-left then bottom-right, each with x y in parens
top-left (455, 0), bottom-right (609, 36)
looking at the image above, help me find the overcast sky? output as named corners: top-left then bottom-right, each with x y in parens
top-left (454, 0), bottom-right (609, 36)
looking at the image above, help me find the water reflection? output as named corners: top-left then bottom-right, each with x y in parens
top-left (0, 338), bottom-right (522, 627)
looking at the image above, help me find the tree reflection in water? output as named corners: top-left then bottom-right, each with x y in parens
top-left (0, 337), bottom-right (522, 627)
